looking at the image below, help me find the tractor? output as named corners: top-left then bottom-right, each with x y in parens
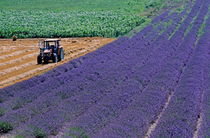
top-left (37, 39), bottom-right (64, 64)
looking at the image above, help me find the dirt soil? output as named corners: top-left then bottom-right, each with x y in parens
top-left (0, 37), bottom-right (115, 88)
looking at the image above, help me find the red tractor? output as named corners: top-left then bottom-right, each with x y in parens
top-left (37, 39), bottom-right (64, 64)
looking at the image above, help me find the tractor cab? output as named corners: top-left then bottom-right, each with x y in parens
top-left (37, 39), bottom-right (64, 64)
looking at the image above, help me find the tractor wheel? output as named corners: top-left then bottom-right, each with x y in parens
top-left (43, 56), bottom-right (49, 64)
top-left (37, 55), bottom-right (42, 64)
top-left (53, 54), bottom-right (58, 63)
top-left (58, 48), bottom-right (64, 61)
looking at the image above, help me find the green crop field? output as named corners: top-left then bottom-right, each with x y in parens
top-left (0, 0), bottom-right (187, 38)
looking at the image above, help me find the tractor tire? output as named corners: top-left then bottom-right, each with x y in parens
top-left (37, 55), bottom-right (42, 64)
top-left (53, 54), bottom-right (58, 63)
top-left (58, 48), bottom-right (64, 61)
top-left (43, 56), bottom-right (49, 64)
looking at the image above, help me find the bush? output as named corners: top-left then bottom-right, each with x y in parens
top-left (0, 98), bottom-right (3, 103)
top-left (0, 107), bottom-right (5, 116)
top-left (68, 127), bottom-right (89, 138)
top-left (33, 127), bottom-right (46, 138)
top-left (15, 135), bottom-right (25, 138)
top-left (12, 102), bottom-right (23, 110)
top-left (0, 122), bottom-right (13, 133)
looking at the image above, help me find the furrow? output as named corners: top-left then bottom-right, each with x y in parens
top-left (144, 91), bottom-right (173, 138)
top-left (0, 53), bottom-right (36, 69)
top-left (0, 50), bottom-right (36, 62)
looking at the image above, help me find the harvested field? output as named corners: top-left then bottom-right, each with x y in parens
top-left (0, 37), bottom-right (115, 88)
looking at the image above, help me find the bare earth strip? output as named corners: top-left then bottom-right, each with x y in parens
top-left (0, 47), bottom-right (28, 56)
top-left (0, 53), bottom-right (37, 67)
top-left (0, 61), bottom-right (37, 76)
top-left (0, 50), bottom-right (36, 62)
top-left (0, 37), bottom-right (115, 88)
top-left (0, 50), bottom-right (34, 60)
top-left (144, 92), bottom-right (173, 138)
top-left (193, 113), bottom-right (203, 138)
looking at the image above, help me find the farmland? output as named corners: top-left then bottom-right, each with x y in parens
top-left (0, 37), bottom-right (115, 88)
top-left (0, 0), bottom-right (188, 38)
top-left (0, 0), bottom-right (210, 137)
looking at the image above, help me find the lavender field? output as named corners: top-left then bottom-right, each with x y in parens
top-left (0, 0), bottom-right (210, 137)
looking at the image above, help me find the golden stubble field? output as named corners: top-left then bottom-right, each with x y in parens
top-left (0, 37), bottom-right (115, 88)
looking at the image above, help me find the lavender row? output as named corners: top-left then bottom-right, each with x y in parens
top-left (151, 29), bottom-right (209, 138)
top-left (0, 4), bottom-right (192, 137)
top-left (130, 7), bottom-right (187, 45)
top-left (94, 22), bottom-right (203, 138)
top-left (198, 16), bottom-right (210, 138)
top-left (200, 55), bottom-right (210, 137)
top-left (150, 3), bottom-right (210, 137)
top-left (151, 0), bottom-right (193, 25)
top-left (90, 1), bottom-right (207, 137)
top-left (151, 11), bottom-right (169, 24)
top-left (130, 13), bottom-right (168, 41)
top-left (54, 1), bottom-right (205, 137)
top-left (0, 0), bottom-right (204, 137)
